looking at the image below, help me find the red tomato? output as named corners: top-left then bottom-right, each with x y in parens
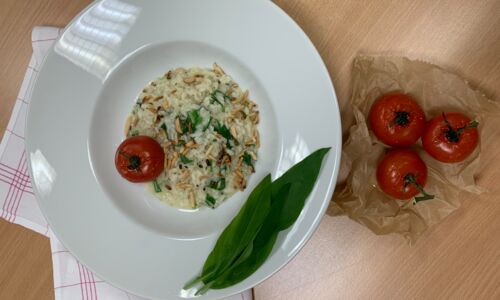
top-left (376, 149), bottom-right (433, 202)
top-left (115, 136), bottom-right (164, 182)
top-left (422, 112), bottom-right (479, 163)
top-left (369, 93), bottom-right (426, 147)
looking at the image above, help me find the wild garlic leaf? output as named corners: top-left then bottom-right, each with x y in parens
top-left (198, 175), bottom-right (272, 285)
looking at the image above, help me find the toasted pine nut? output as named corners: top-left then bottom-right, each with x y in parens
top-left (249, 152), bottom-right (257, 160)
top-left (230, 126), bottom-right (237, 139)
top-left (162, 100), bottom-right (170, 109)
top-left (240, 90), bottom-right (249, 102)
top-left (245, 138), bottom-right (256, 146)
top-left (183, 76), bottom-right (196, 84)
top-left (254, 112), bottom-right (260, 124)
top-left (213, 62), bottom-right (225, 75)
top-left (188, 191), bottom-right (196, 208)
top-left (158, 129), bottom-right (167, 140)
top-left (175, 118), bottom-right (182, 133)
top-left (253, 131), bottom-right (260, 147)
top-left (205, 145), bottom-right (214, 157)
top-left (176, 183), bottom-right (193, 189)
top-left (163, 154), bottom-right (170, 170)
top-left (174, 67), bottom-right (186, 74)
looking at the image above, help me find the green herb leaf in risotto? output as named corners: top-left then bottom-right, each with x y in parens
top-left (205, 194), bottom-right (216, 208)
top-left (242, 152), bottom-right (253, 168)
top-left (213, 121), bottom-right (233, 142)
top-left (209, 177), bottom-right (226, 191)
top-left (176, 115), bottom-right (190, 134)
top-left (152, 179), bottom-right (162, 193)
top-left (203, 116), bottom-right (213, 132)
top-left (160, 123), bottom-right (169, 139)
top-left (180, 155), bottom-right (193, 164)
top-left (210, 90), bottom-right (229, 112)
top-left (187, 109), bottom-right (203, 131)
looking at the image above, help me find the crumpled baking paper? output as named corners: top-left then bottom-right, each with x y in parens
top-left (328, 56), bottom-right (500, 244)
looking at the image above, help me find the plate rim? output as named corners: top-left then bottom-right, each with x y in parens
top-left (25, 0), bottom-right (342, 299)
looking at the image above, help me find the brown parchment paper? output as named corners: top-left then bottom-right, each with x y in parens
top-left (328, 56), bottom-right (500, 244)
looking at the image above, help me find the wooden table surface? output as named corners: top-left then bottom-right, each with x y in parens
top-left (1, 0), bottom-right (499, 299)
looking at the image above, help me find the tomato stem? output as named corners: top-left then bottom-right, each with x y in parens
top-left (118, 151), bottom-right (141, 171)
top-left (390, 111), bottom-right (410, 127)
top-left (442, 113), bottom-right (479, 143)
top-left (404, 174), bottom-right (434, 204)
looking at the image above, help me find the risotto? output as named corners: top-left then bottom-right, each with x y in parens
top-left (124, 63), bottom-right (260, 209)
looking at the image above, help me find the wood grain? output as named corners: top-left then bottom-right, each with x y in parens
top-left (255, 0), bottom-right (500, 299)
top-left (0, 0), bottom-right (499, 299)
top-left (0, 0), bottom-right (92, 299)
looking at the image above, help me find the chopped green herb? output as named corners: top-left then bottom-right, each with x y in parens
top-left (209, 177), bottom-right (226, 191)
top-left (180, 155), bottom-right (193, 164)
top-left (205, 194), bottom-right (216, 208)
top-left (213, 121), bottom-right (233, 149)
top-left (175, 140), bottom-right (186, 148)
top-left (188, 109), bottom-right (203, 131)
top-left (176, 115), bottom-right (190, 134)
top-left (210, 90), bottom-right (229, 112)
top-left (213, 121), bottom-right (232, 140)
top-left (210, 90), bottom-right (224, 105)
top-left (242, 152), bottom-right (253, 168)
top-left (152, 179), bottom-right (161, 193)
top-left (203, 116), bottom-right (213, 132)
top-left (160, 123), bottom-right (169, 139)
top-left (131, 129), bottom-right (139, 136)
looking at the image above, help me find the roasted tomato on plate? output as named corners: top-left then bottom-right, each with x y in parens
top-left (115, 136), bottom-right (164, 182)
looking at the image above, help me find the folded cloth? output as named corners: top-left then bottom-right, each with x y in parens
top-left (0, 26), bottom-right (253, 300)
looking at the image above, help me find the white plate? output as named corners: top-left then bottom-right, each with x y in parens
top-left (26, 0), bottom-right (341, 299)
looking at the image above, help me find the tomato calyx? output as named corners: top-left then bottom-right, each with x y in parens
top-left (403, 173), bottom-right (435, 204)
top-left (118, 151), bottom-right (142, 171)
top-left (442, 112), bottom-right (479, 143)
top-left (391, 111), bottom-right (411, 127)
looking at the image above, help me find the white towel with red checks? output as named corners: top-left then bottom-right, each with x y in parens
top-left (0, 26), bottom-right (253, 300)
